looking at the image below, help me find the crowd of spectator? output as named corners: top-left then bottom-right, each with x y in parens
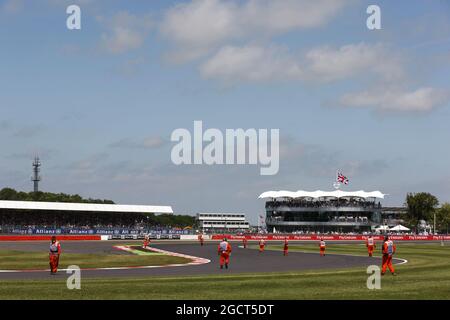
top-left (267, 214), bottom-right (371, 223)
top-left (330, 215), bottom-right (369, 222)
top-left (0, 210), bottom-right (195, 232)
top-left (266, 199), bottom-right (381, 209)
top-left (271, 230), bottom-right (424, 236)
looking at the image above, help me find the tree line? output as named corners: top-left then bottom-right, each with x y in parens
top-left (0, 188), bottom-right (115, 204)
top-left (405, 192), bottom-right (450, 233)
top-left (146, 213), bottom-right (195, 229)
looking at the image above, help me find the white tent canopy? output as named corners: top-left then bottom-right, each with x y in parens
top-left (374, 225), bottom-right (390, 231)
top-left (389, 225), bottom-right (410, 231)
top-left (258, 190), bottom-right (386, 199)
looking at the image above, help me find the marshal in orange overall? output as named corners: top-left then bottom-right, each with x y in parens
top-left (49, 236), bottom-right (61, 275)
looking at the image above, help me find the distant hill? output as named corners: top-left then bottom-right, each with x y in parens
top-left (0, 188), bottom-right (115, 204)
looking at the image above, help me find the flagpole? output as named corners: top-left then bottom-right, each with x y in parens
top-left (434, 212), bottom-right (436, 235)
top-left (257, 214), bottom-right (260, 233)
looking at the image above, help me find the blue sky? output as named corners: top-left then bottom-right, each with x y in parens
top-left (1, 0), bottom-right (450, 224)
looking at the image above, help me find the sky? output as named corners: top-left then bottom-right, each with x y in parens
top-left (1, 0), bottom-right (450, 224)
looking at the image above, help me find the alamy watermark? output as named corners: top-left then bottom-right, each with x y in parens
top-left (170, 121), bottom-right (279, 175)
top-left (65, 4), bottom-right (380, 31)
top-left (66, 265), bottom-right (81, 290)
top-left (366, 265), bottom-right (381, 290)
top-left (366, 5), bottom-right (381, 30)
top-left (66, 5), bottom-right (81, 30)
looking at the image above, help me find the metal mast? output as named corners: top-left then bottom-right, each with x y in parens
top-left (31, 156), bottom-right (41, 192)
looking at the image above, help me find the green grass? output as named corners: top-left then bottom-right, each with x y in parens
top-left (120, 246), bottom-right (166, 256)
top-left (0, 243), bottom-right (449, 299)
top-left (0, 249), bottom-right (189, 270)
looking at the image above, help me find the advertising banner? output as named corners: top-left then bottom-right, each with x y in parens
top-left (211, 234), bottom-right (450, 241)
top-left (5, 227), bottom-right (193, 236)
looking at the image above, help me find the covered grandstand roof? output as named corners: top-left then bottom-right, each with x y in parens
top-left (258, 190), bottom-right (386, 199)
top-left (0, 200), bottom-right (173, 214)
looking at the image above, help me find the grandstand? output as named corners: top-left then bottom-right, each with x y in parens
top-left (259, 190), bottom-right (386, 233)
top-left (0, 200), bottom-right (180, 236)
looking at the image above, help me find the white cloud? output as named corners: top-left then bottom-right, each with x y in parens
top-left (340, 87), bottom-right (450, 112)
top-left (142, 136), bottom-right (166, 148)
top-left (98, 11), bottom-right (153, 54)
top-left (200, 45), bottom-right (303, 82)
top-left (241, 0), bottom-right (350, 34)
top-left (305, 43), bottom-right (403, 82)
top-left (101, 28), bottom-right (143, 54)
top-left (200, 42), bottom-right (401, 84)
top-left (160, 0), bottom-right (350, 62)
top-left (160, 0), bottom-right (238, 62)
top-left (109, 136), bottom-right (166, 149)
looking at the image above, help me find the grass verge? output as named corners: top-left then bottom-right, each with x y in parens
top-left (0, 249), bottom-right (190, 270)
top-left (0, 243), bottom-right (448, 299)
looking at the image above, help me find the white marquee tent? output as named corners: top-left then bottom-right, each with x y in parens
top-left (258, 190), bottom-right (386, 199)
top-left (389, 225), bottom-right (410, 232)
top-left (374, 225), bottom-right (390, 232)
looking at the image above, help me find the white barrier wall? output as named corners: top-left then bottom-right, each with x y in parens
top-left (180, 235), bottom-right (198, 240)
top-left (180, 234), bottom-right (211, 240)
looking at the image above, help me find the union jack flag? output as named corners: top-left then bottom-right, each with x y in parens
top-left (337, 172), bottom-right (349, 184)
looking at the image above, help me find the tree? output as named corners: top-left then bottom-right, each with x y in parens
top-left (436, 203), bottom-right (450, 234)
top-left (153, 214), bottom-right (195, 228)
top-left (404, 192), bottom-right (439, 230)
top-left (0, 187), bottom-right (114, 204)
top-left (0, 187), bottom-right (19, 200)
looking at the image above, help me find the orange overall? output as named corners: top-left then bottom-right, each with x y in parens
top-left (259, 240), bottom-right (265, 252)
top-left (143, 236), bottom-right (150, 248)
top-left (319, 240), bottom-right (326, 256)
top-left (198, 234), bottom-right (204, 246)
top-left (366, 237), bottom-right (376, 257)
top-left (283, 239), bottom-right (289, 256)
top-left (218, 241), bottom-right (232, 268)
top-left (381, 240), bottom-right (396, 274)
top-left (49, 241), bottom-right (61, 274)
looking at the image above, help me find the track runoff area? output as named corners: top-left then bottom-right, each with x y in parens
top-left (0, 235), bottom-right (448, 300)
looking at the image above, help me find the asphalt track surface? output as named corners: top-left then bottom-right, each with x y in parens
top-left (0, 241), bottom-right (404, 280)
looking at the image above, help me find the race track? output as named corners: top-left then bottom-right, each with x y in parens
top-left (0, 241), bottom-right (404, 280)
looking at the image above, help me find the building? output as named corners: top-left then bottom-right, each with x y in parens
top-left (381, 207), bottom-right (407, 227)
top-left (259, 190), bottom-right (386, 233)
top-left (196, 212), bottom-right (250, 233)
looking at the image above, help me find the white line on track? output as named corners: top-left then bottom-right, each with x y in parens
top-left (0, 245), bottom-right (210, 273)
top-left (240, 245), bottom-right (409, 265)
